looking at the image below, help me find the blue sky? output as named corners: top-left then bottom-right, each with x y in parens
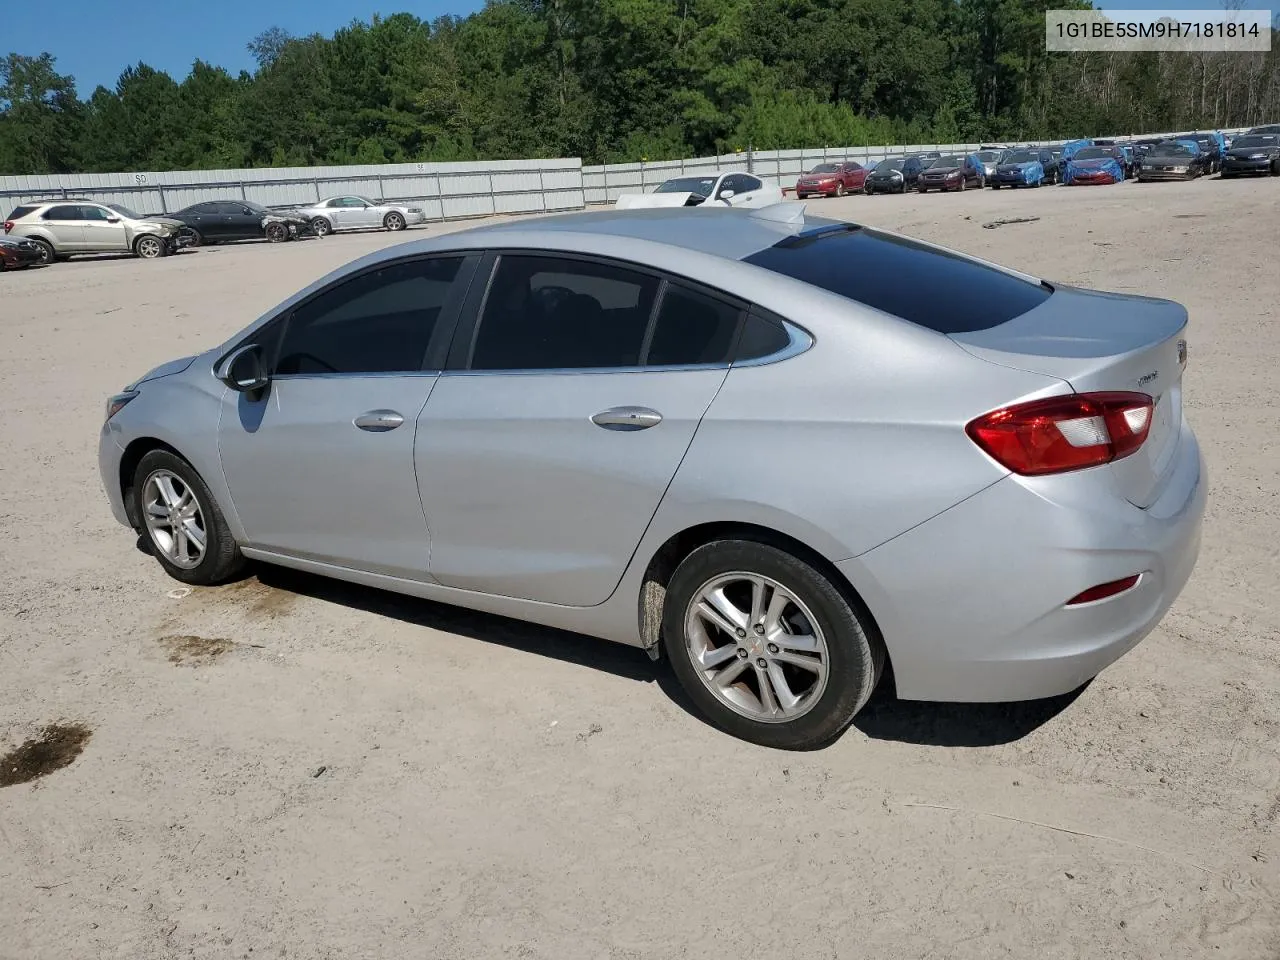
top-left (6, 0), bottom-right (1274, 96)
top-left (6, 0), bottom-right (484, 95)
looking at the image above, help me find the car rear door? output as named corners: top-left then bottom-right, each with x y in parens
top-left (39, 205), bottom-right (85, 250)
top-left (217, 254), bottom-right (479, 580)
top-left (414, 252), bottom-right (742, 606)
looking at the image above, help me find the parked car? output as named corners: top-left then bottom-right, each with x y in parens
top-left (0, 236), bottom-right (45, 270)
top-left (616, 172), bottom-right (785, 209)
top-left (917, 154), bottom-right (985, 192)
top-left (989, 149), bottom-right (1054, 188)
top-left (975, 149), bottom-right (1008, 179)
top-left (1245, 123), bottom-right (1280, 135)
top-left (1193, 133), bottom-right (1225, 173)
top-left (167, 200), bottom-right (315, 246)
top-left (1219, 133), bottom-right (1280, 177)
top-left (1117, 145), bottom-right (1139, 177)
top-left (285, 195), bottom-right (426, 237)
top-left (864, 155), bottom-right (937, 194)
top-left (1136, 140), bottom-right (1211, 181)
top-left (97, 205), bottom-right (1205, 750)
top-left (2, 199), bottom-right (187, 263)
top-left (1046, 148), bottom-right (1067, 181)
top-left (794, 161), bottom-right (868, 198)
top-left (1064, 146), bottom-right (1127, 185)
top-left (1059, 138), bottom-right (1094, 162)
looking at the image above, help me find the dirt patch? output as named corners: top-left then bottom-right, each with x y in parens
top-left (157, 634), bottom-right (237, 665)
top-left (0, 724), bottom-right (92, 788)
top-left (199, 577), bottom-right (298, 619)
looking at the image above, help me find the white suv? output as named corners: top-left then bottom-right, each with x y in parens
top-left (3, 200), bottom-right (187, 264)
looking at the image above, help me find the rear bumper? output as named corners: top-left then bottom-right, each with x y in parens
top-left (839, 424), bottom-right (1206, 703)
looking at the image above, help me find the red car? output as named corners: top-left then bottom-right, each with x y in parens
top-left (794, 162), bottom-right (868, 198)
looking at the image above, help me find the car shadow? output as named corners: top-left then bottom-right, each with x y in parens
top-left (199, 561), bottom-right (1084, 749)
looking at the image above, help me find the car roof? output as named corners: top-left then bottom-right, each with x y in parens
top-left (416, 207), bottom-right (817, 261)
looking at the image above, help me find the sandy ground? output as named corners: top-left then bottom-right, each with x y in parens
top-left (1, 177), bottom-right (1278, 960)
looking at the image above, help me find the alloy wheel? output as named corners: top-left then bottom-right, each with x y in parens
top-left (136, 236), bottom-right (163, 259)
top-left (385, 213), bottom-right (405, 231)
top-left (683, 572), bottom-right (830, 723)
top-left (142, 470), bottom-right (207, 570)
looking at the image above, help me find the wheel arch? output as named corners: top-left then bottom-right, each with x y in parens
top-left (118, 437), bottom-right (190, 529)
top-left (636, 521), bottom-right (887, 666)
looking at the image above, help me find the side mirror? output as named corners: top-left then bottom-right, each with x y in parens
top-left (106, 217), bottom-right (120, 223)
top-left (719, 189), bottom-right (736, 199)
top-left (218, 344), bottom-right (269, 393)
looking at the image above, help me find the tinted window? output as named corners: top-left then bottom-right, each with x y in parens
top-left (735, 308), bottom-right (792, 362)
top-left (845, 162), bottom-right (862, 171)
top-left (1004, 151), bottom-right (1038, 163)
top-left (43, 205), bottom-right (82, 220)
top-left (645, 284), bottom-right (742, 366)
top-left (1234, 136), bottom-right (1278, 148)
top-left (470, 255), bottom-right (660, 370)
top-left (930, 156), bottom-right (963, 168)
top-left (186, 202), bottom-right (217, 214)
top-left (80, 206), bottom-right (116, 221)
top-left (1073, 148), bottom-right (1112, 160)
top-left (6, 205), bottom-right (38, 221)
top-left (743, 226), bottom-right (1051, 335)
top-left (656, 177), bottom-right (716, 196)
top-left (276, 257), bottom-right (462, 375)
top-left (874, 159), bottom-right (904, 172)
top-left (810, 164), bottom-right (840, 173)
top-left (107, 204), bottom-right (143, 218)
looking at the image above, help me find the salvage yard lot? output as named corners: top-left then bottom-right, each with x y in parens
top-left (2, 177), bottom-right (1278, 959)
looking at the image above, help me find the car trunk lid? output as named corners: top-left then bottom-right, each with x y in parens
top-left (949, 285), bottom-right (1187, 508)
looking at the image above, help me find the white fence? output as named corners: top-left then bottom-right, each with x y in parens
top-left (0, 158), bottom-right (585, 220)
top-left (582, 129), bottom-right (1254, 203)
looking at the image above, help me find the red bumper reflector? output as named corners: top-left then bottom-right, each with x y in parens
top-left (1066, 574), bottom-right (1141, 606)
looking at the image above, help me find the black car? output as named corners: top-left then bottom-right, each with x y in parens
top-left (989, 148), bottom-right (1060, 187)
top-left (1246, 123), bottom-right (1280, 136)
top-left (1192, 134), bottom-right (1224, 173)
top-left (167, 200), bottom-right (315, 246)
top-left (917, 153), bottom-right (985, 192)
top-left (0, 236), bottom-right (45, 271)
top-left (1136, 140), bottom-right (1213, 181)
top-left (864, 154), bottom-right (933, 193)
top-left (1220, 133), bottom-right (1280, 177)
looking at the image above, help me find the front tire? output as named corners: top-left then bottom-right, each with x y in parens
top-left (834, 182), bottom-right (845, 198)
top-left (133, 450), bottom-right (246, 586)
top-left (663, 539), bottom-right (883, 750)
top-left (180, 228), bottom-right (202, 248)
top-left (265, 221), bottom-right (289, 243)
top-left (384, 212), bottom-right (406, 231)
top-left (134, 235), bottom-right (166, 259)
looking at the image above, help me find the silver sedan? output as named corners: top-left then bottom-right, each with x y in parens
top-left (290, 195), bottom-right (427, 236)
top-left (98, 205), bottom-right (1205, 749)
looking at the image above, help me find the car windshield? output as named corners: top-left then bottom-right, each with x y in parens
top-left (1050, 150), bottom-right (1063, 159)
top-left (107, 204), bottom-right (143, 219)
top-left (1003, 151), bottom-right (1038, 164)
top-left (976, 150), bottom-right (1003, 162)
top-left (1233, 135), bottom-right (1278, 148)
top-left (873, 159), bottom-right (904, 172)
top-left (1073, 148), bottom-right (1112, 161)
top-left (655, 177), bottom-right (716, 196)
top-left (1196, 138), bottom-right (1214, 149)
top-left (1150, 143), bottom-right (1194, 158)
top-left (808, 164), bottom-right (840, 174)
top-left (929, 156), bottom-right (963, 168)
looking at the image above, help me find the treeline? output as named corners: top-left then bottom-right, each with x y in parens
top-left (2, 0), bottom-right (1278, 176)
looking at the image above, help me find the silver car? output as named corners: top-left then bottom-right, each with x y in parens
top-left (289, 195), bottom-right (427, 237)
top-left (98, 206), bottom-right (1205, 749)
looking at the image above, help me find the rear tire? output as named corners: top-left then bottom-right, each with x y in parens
top-left (663, 539), bottom-right (883, 750)
top-left (835, 182), bottom-right (845, 198)
top-left (133, 450), bottom-right (246, 586)
top-left (30, 238), bottom-right (55, 265)
top-left (310, 217), bottom-right (332, 237)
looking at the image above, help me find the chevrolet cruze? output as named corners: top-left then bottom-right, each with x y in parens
top-left (99, 205), bottom-right (1205, 749)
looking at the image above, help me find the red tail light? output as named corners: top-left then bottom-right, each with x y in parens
top-left (1066, 574), bottom-right (1141, 605)
top-left (966, 392), bottom-right (1154, 476)
top-left (2, 221), bottom-right (12, 234)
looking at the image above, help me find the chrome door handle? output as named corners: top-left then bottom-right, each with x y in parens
top-left (353, 410), bottom-right (404, 432)
top-left (590, 406), bottom-right (662, 431)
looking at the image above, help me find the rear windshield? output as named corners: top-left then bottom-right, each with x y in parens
top-left (6, 205), bottom-right (38, 221)
top-left (743, 226), bottom-right (1051, 335)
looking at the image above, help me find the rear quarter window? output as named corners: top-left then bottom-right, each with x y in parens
top-left (6, 205), bottom-right (38, 221)
top-left (743, 226), bottom-right (1051, 335)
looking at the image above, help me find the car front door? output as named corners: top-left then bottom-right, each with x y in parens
top-left (39, 205), bottom-right (85, 250)
top-left (217, 254), bottom-right (478, 579)
top-left (79, 205), bottom-right (130, 252)
top-left (415, 253), bottom-right (743, 607)
top-left (221, 203), bottom-right (262, 240)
